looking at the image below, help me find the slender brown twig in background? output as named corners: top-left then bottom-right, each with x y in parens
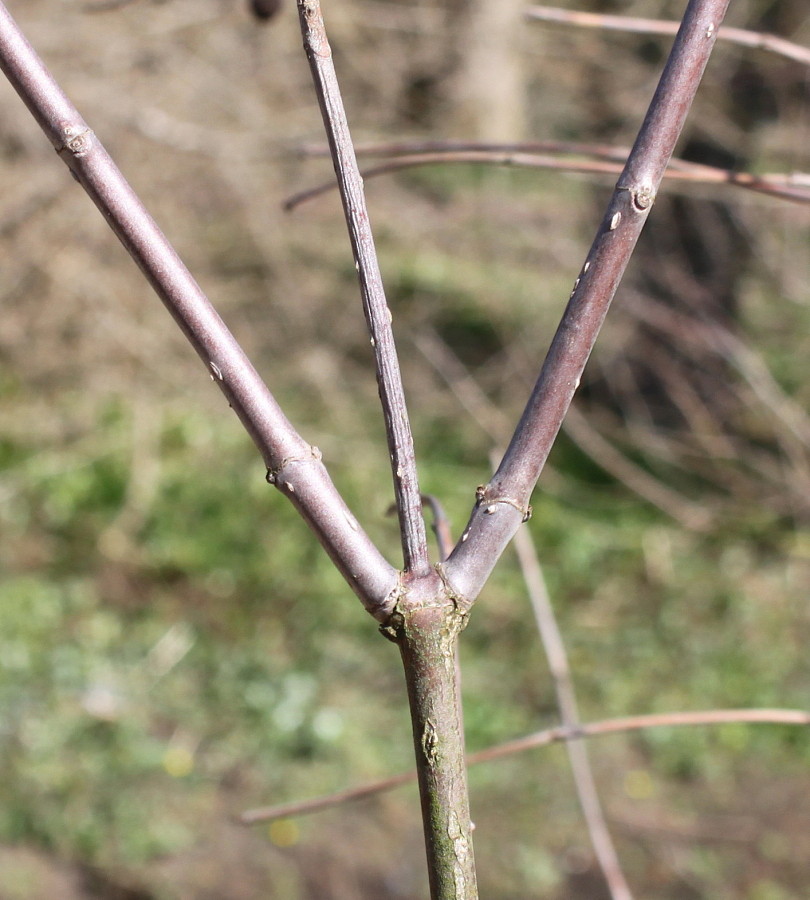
top-left (240, 707), bottom-right (810, 824)
top-left (299, 137), bottom-right (634, 162)
top-left (421, 323), bottom-right (632, 897)
top-left (296, 0), bottom-right (429, 576)
top-left (285, 147), bottom-right (810, 211)
top-left (415, 326), bottom-right (710, 532)
top-left (421, 494), bottom-right (454, 562)
top-left (562, 406), bottom-right (714, 530)
top-left (389, 492), bottom-right (455, 560)
top-left (526, 4), bottom-right (810, 67)
top-left (81, 0), bottom-right (138, 10)
top-left (413, 328), bottom-right (513, 444)
top-left (511, 518), bottom-right (633, 900)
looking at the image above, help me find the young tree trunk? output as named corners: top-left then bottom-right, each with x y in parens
top-left (386, 599), bottom-right (477, 900)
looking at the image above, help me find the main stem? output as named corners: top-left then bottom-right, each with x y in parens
top-left (388, 602), bottom-right (477, 900)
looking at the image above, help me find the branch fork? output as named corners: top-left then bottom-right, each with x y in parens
top-left (0, 0), bottom-right (735, 896)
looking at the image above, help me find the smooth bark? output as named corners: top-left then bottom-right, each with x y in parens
top-left (444, 0), bottom-right (732, 601)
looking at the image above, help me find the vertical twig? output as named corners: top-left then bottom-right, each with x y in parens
top-left (294, 11), bottom-right (476, 895)
top-left (296, 0), bottom-right (430, 576)
top-left (512, 522), bottom-right (633, 900)
top-left (444, 0), bottom-right (732, 601)
top-left (421, 493), bottom-right (455, 562)
top-left (0, 0), bottom-right (399, 618)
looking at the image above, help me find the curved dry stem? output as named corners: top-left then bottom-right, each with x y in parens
top-left (526, 4), bottom-right (810, 67)
top-left (285, 148), bottom-right (810, 211)
top-left (240, 708), bottom-right (810, 824)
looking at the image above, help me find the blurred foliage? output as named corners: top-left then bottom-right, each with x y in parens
top-left (1, 0), bottom-right (809, 897)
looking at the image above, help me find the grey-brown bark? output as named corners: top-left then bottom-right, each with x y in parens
top-left (0, 0), bottom-right (733, 895)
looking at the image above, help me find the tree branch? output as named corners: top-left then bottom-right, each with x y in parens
top-left (296, 0), bottom-right (430, 576)
top-left (240, 707), bottom-right (810, 824)
top-left (0, 0), bottom-right (399, 619)
top-left (285, 146), bottom-right (810, 211)
top-left (526, 4), bottom-right (810, 68)
top-left (443, 0), bottom-right (733, 602)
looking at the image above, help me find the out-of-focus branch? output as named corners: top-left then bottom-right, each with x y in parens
top-left (239, 707), bottom-right (810, 825)
top-left (421, 493), bottom-right (454, 561)
top-left (512, 519), bottom-right (632, 899)
top-left (526, 5), bottom-right (810, 68)
top-left (444, 0), bottom-right (733, 603)
top-left (0, 1), bottom-right (399, 619)
top-left (416, 326), bottom-right (708, 529)
top-left (562, 406), bottom-right (714, 530)
top-left (414, 328), bottom-right (514, 444)
top-left (298, 137), bottom-right (633, 162)
top-left (285, 146), bottom-right (810, 211)
top-left (81, 0), bottom-right (138, 11)
top-left (296, 0), bottom-right (429, 576)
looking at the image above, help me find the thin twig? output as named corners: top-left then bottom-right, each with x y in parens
top-left (296, 0), bottom-right (430, 576)
top-left (526, 5), bottom-right (810, 68)
top-left (421, 493), bottom-right (454, 561)
top-left (81, 0), bottom-right (139, 11)
top-left (414, 328), bottom-right (514, 444)
top-left (0, 1), bottom-right (399, 619)
top-left (444, 0), bottom-right (733, 603)
top-left (239, 707), bottom-right (810, 824)
top-left (561, 405), bottom-right (714, 531)
top-left (413, 328), bottom-right (577, 494)
top-left (285, 148), bottom-right (810, 211)
top-left (511, 517), bottom-right (632, 899)
top-left (298, 138), bottom-right (633, 162)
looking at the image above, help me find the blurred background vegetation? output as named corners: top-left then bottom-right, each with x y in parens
top-left (0, 0), bottom-right (808, 896)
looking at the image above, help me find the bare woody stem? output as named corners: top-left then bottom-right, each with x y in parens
top-left (444, 0), bottom-right (732, 601)
top-left (296, 0), bottom-right (430, 576)
top-left (385, 598), bottom-right (478, 900)
top-left (0, 1), bottom-right (399, 619)
top-left (285, 148), bottom-right (810, 210)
